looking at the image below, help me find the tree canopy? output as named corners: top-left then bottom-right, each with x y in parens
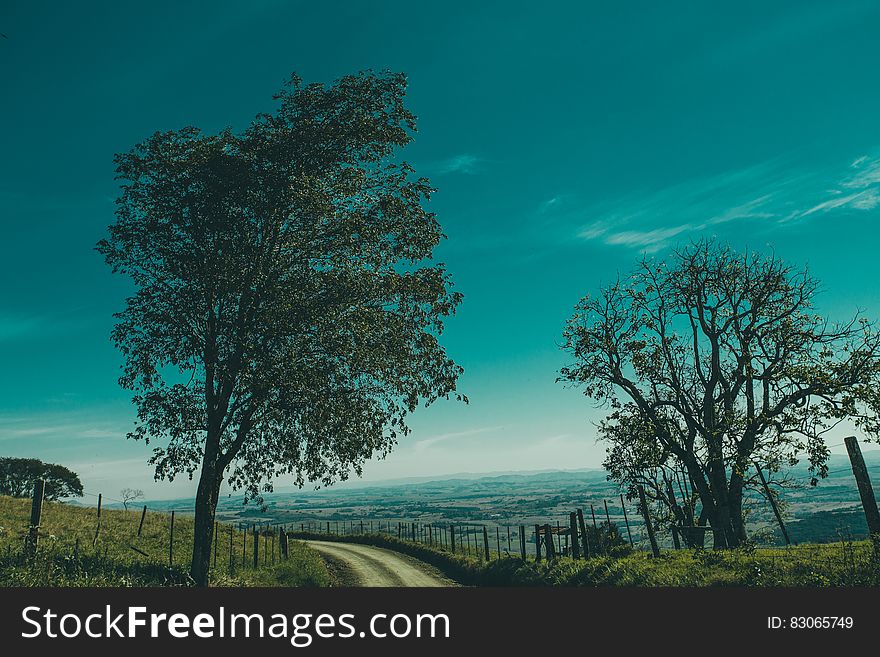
top-left (0, 457), bottom-right (84, 501)
top-left (97, 70), bottom-right (464, 584)
top-left (560, 239), bottom-right (880, 548)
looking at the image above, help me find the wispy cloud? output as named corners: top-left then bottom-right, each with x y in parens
top-left (0, 414), bottom-right (126, 442)
top-left (411, 425), bottom-right (504, 453)
top-left (567, 152), bottom-right (880, 252)
top-left (434, 154), bottom-right (484, 175)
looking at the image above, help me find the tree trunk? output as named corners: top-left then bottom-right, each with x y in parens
top-left (190, 427), bottom-right (223, 587)
top-left (727, 470), bottom-right (748, 545)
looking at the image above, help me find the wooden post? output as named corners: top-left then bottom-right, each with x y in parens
top-left (253, 525), bottom-right (259, 569)
top-left (496, 526), bottom-right (501, 556)
top-left (93, 493), bottom-right (103, 546)
top-left (243, 524), bottom-right (247, 565)
top-left (281, 527), bottom-right (289, 560)
top-left (845, 436), bottom-right (880, 550)
top-left (665, 480), bottom-right (682, 549)
top-left (603, 499), bottom-right (612, 529)
top-left (450, 525), bottom-right (456, 554)
top-left (637, 485), bottom-right (660, 557)
top-left (534, 524), bottom-right (542, 562)
top-left (753, 461), bottom-right (791, 546)
top-left (263, 525), bottom-right (268, 565)
top-left (519, 525), bottom-right (527, 560)
top-left (229, 525), bottom-right (234, 574)
top-left (398, 522), bottom-right (402, 540)
top-left (132, 506), bottom-right (146, 541)
top-left (26, 479), bottom-right (45, 557)
top-left (507, 526), bottom-right (512, 554)
top-left (326, 521), bottom-right (330, 534)
top-left (213, 521), bottom-right (219, 567)
top-left (620, 494), bottom-right (634, 547)
top-left (482, 526), bottom-right (490, 560)
top-left (271, 529), bottom-right (276, 565)
top-left (577, 509), bottom-right (590, 559)
top-left (543, 524), bottom-right (556, 560)
top-left (569, 512), bottom-right (581, 559)
top-left (555, 522), bottom-right (562, 555)
top-left (168, 510), bottom-right (175, 566)
top-left (590, 504), bottom-right (605, 555)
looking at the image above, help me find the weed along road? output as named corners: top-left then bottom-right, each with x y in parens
top-left (303, 541), bottom-right (457, 587)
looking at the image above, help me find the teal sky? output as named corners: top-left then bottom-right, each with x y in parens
top-left (3, 0), bottom-right (880, 499)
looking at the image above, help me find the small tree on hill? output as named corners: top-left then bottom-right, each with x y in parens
top-left (120, 487), bottom-right (144, 511)
top-left (0, 457), bottom-right (84, 500)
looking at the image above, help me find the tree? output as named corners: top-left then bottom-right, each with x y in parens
top-left (0, 457), bottom-right (84, 500)
top-left (97, 70), bottom-right (465, 586)
top-left (560, 239), bottom-right (880, 548)
top-left (120, 487), bottom-right (144, 511)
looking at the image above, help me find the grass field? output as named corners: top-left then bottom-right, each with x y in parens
top-left (0, 496), bottom-right (330, 587)
top-left (288, 530), bottom-right (880, 586)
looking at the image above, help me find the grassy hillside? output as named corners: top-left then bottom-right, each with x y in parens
top-left (291, 531), bottom-right (880, 586)
top-left (0, 495), bottom-right (330, 587)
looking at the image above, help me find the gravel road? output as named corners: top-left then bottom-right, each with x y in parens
top-left (303, 540), bottom-right (458, 587)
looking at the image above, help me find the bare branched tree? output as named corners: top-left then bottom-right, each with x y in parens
top-left (561, 239), bottom-right (880, 548)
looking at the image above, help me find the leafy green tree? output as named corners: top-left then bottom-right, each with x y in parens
top-left (560, 240), bottom-right (880, 548)
top-left (0, 457), bottom-right (84, 500)
top-left (98, 70), bottom-right (465, 585)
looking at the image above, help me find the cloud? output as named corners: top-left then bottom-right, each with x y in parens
top-left (568, 152), bottom-right (880, 252)
top-left (0, 414), bottom-right (126, 442)
top-left (434, 154), bottom-right (483, 175)
top-left (411, 425), bottom-right (504, 453)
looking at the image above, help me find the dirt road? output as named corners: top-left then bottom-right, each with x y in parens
top-left (304, 540), bottom-right (457, 587)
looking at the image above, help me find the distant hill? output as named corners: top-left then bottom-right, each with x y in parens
top-left (141, 450), bottom-right (880, 545)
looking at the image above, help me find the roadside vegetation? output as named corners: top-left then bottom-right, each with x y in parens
top-left (292, 530), bottom-right (879, 587)
top-left (0, 496), bottom-right (329, 587)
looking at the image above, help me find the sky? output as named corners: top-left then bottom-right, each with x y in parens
top-left (3, 0), bottom-right (880, 499)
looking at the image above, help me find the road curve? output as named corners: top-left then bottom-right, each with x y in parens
top-left (304, 540), bottom-right (457, 587)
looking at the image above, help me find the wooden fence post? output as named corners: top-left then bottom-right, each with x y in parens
top-left (590, 504), bottom-right (605, 555)
top-left (845, 435), bottom-right (880, 553)
top-left (507, 526), bottom-right (512, 554)
top-left (534, 524), bottom-right (542, 562)
top-left (496, 526), bottom-right (501, 556)
top-left (93, 493), bottom-right (103, 546)
top-left (229, 525), bottom-right (234, 574)
top-left (168, 510), bottom-right (175, 566)
top-left (137, 505), bottom-right (147, 539)
top-left (26, 479), bottom-right (45, 558)
top-left (253, 525), bottom-right (259, 569)
top-left (543, 524), bottom-right (556, 560)
top-left (213, 521), bottom-right (219, 567)
top-left (620, 494), bottom-right (634, 546)
top-left (637, 485), bottom-right (660, 557)
top-left (482, 526), bottom-right (490, 560)
top-left (519, 525), bottom-right (527, 560)
top-left (450, 525), bottom-right (456, 554)
top-left (569, 512), bottom-right (581, 559)
top-left (280, 527), bottom-right (289, 560)
top-left (577, 509), bottom-right (590, 559)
